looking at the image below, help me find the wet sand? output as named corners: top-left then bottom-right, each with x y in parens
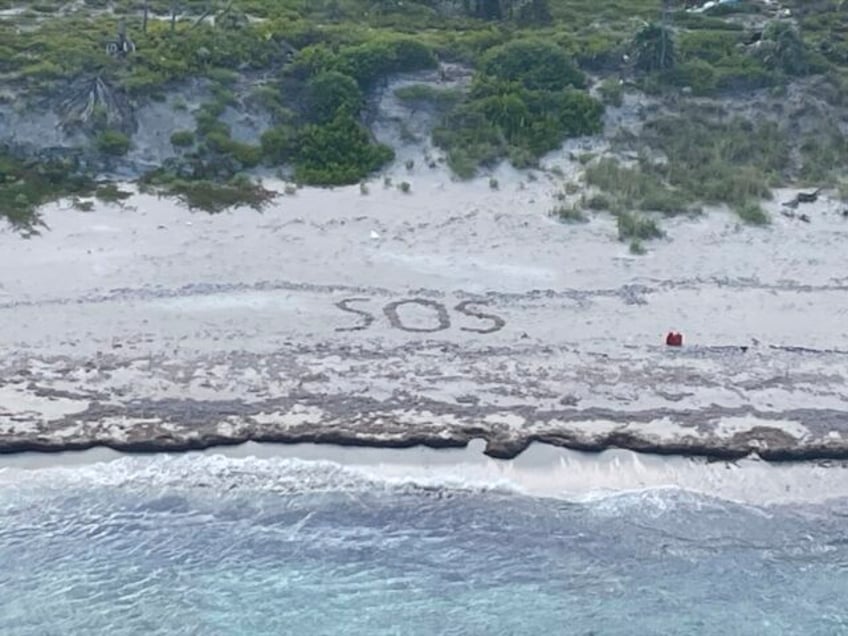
top-left (3, 440), bottom-right (848, 506)
top-left (1, 151), bottom-right (847, 462)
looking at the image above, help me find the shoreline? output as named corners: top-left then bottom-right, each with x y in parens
top-left (4, 438), bottom-right (848, 506)
top-left (2, 173), bottom-right (848, 467)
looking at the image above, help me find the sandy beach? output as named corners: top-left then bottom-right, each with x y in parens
top-left (2, 141), bottom-right (848, 462)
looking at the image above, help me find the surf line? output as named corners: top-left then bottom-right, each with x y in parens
top-left (334, 297), bottom-right (506, 334)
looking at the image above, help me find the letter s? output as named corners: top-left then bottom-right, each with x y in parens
top-left (334, 297), bottom-right (375, 332)
top-left (454, 300), bottom-right (506, 334)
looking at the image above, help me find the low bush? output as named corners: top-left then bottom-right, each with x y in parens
top-left (307, 71), bottom-right (363, 123)
top-left (617, 211), bottom-right (664, 241)
top-left (170, 130), bottom-right (195, 147)
top-left (292, 113), bottom-right (395, 185)
top-left (734, 200), bottom-right (770, 225)
top-left (96, 129), bottom-right (131, 155)
top-left (141, 172), bottom-right (276, 213)
top-left (0, 153), bottom-right (95, 232)
top-left (551, 204), bottom-right (588, 223)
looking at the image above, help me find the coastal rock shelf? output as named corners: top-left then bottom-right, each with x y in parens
top-left (1, 342), bottom-right (847, 461)
top-left (2, 174), bottom-right (847, 461)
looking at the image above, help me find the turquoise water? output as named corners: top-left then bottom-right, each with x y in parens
top-left (1, 455), bottom-right (847, 635)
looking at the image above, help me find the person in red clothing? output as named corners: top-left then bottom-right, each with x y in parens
top-left (665, 331), bottom-right (683, 346)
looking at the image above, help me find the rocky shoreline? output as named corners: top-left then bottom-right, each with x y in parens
top-left (3, 398), bottom-right (848, 463)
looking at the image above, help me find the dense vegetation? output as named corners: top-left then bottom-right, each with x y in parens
top-left (1, 0), bottom-right (848, 241)
top-left (432, 38), bottom-right (603, 177)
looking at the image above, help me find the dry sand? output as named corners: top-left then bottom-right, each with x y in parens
top-left (1, 149), bottom-right (847, 462)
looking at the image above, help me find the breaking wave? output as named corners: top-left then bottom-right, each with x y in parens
top-left (2, 453), bottom-right (848, 635)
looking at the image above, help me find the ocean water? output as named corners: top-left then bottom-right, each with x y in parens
top-left (1, 454), bottom-right (847, 636)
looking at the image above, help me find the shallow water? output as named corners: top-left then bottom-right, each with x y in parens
top-left (1, 454), bottom-right (847, 636)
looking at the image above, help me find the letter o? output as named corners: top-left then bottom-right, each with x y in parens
top-left (383, 298), bottom-right (451, 333)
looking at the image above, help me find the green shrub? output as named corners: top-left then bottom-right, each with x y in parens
top-left (195, 102), bottom-right (231, 137)
top-left (551, 204), bottom-right (588, 223)
top-left (428, 32), bottom-right (603, 178)
top-left (260, 125), bottom-right (297, 164)
top-left (209, 84), bottom-right (237, 108)
top-left (0, 153), bottom-right (95, 232)
top-left (734, 200), bottom-right (770, 225)
top-left (347, 39), bottom-right (432, 85)
top-left (481, 39), bottom-right (586, 91)
top-left (585, 192), bottom-right (614, 211)
top-left (617, 212), bottom-right (664, 241)
top-left (629, 239), bottom-right (647, 255)
top-left (756, 21), bottom-right (810, 76)
top-left (293, 113), bottom-right (395, 185)
top-left (638, 187), bottom-right (692, 216)
top-left (433, 86), bottom-right (602, 175)
top-left (170, 130), bottom-right (195, 147)
top-left (669, 59), bottom-right (718, 94)
top-left (205, 67), bottom-right (240, 85)
top-left (584, 158), bottom-right (686, 212)
top-left (20, 60), bottom-right (63, 80)
top-left (712, 55), bottom-right (775, 92)
top-left (306, 36), bottom-right (438, 87)
top-left (153, 176), bottom-right (276, 214)
top-left (307, 71), bottom-right (363, 123)
top-left (679, 30), bottom-right (741, 65)
top-left (444, 148), bottom-right (480, 180)
top-left (94, 183), bottom-right (132, 202)
top-left (96, 130), bottom-right (131, 156)
top-left (250, 85), bottom-right (285, 114)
